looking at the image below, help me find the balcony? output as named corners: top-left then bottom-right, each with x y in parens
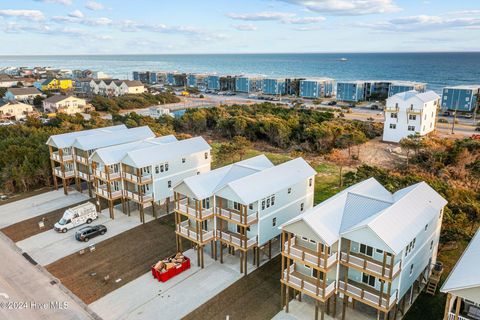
top-left (384, 106), bottom-right (399, 113)
top-left (338, 280), bottom-right (397, 311)
top-left (340, 252), bottom-right (401, 280)
top-left (93, 169), bottom-right (121, 181)
top-left (54, 167), bottom-right (75, 178)
top-left (177, 221), bottom-right (214, 243)
top-left (216, 229), bottom-right (257, 249)
top-left (75, 155), bottom-right (88, 165)
top-left (283, 264), bottom-right (336, 301)
top-left (216, 207), bottom-right (258, 225)
top-left (77, 171), bottom-right (91, 182)
top-left (407, 108), bottom-right (423, 115)
top-left (124, 190), bottom-right (153, 203)
top-left (447, 313), bottom-right (472, 320)
top-left (122, 172), bottom-right (153, 184)
top-left (51, 152), bottom-right (73, 162)
top-left (176, 198), bottom-right (214, 220)
top-left (95, 186), bottom-right (123, 200)
top-left (283, 237), bottom-right (338, 270)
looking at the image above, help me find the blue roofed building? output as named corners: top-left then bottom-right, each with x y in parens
top-left (187, 73), bottom-right (208, 90)
top-left (262, 77), bottom-right (286, 95)
top-left (441, 85), bottom-right (480, 112)
top-left (206, 75), bottom-right (220, 91)
top-left (235, 76), bottom-right (264, 93)
top-left (299, 78), bottom-right (334, 98)
top-left (388, 81), bottom-right (426, 97)
top-left (336, 81), bottom-right (365, 102)
top-left (166, 72), bottom-right (187, 87)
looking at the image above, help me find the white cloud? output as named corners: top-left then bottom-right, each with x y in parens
top-left (0, 9), bottom-right (45, 21)
top-left (68, 10), bottom-right (84, 18)
top-left (232, 24), bottom-right (258, 31)
top-left (85, 1), bottom-right (104, 11)
top-left (276, 0), bottom-right (400, 15)
top-left (357, 13), bottom-right (480, 32)
top-left (34, 0), bottom-right (72, 5)
top-left (52, 15), bottom-right (112, 26)
top-left (227, 11), bottom-right (324, 24)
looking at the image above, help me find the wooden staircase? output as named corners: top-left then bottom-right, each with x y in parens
top-left (425, 264), bottom-right (443, 295)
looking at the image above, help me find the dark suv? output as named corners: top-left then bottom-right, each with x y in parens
top-left (75, 225), bottom-right (107, 242)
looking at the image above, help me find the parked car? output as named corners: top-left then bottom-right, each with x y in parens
top-left (75, 225), bottom-right (107, 242)
top-left (54, 202), bottom-right (98, 233)
top-left (327, 101), bottom-right (337, 106)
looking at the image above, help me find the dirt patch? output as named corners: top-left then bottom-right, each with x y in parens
top-left (1, 200), bottom-right (91, 242)
top-left (46, 214), bottom-right (189, 304)
top-left (183, 255), bottom-right (283, 320)
top-left (0, 186), bottom-right (54, 206)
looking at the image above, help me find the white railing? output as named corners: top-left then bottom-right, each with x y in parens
top-left (338, 280), bottom-right (397, 309)
top-left (176, 198), bottom-right (214, 219)
top-left (177, 221), bottom-right (214, 242)
top-left (54, 167), bottom-right (75, 178)
top-left (217, 230), bottom-right (257, 249)
top-left (51, 152), bottom-right (73, 162)
top-left (284, 237), bottom-right (338, 269)
top-left (93, 169), bottom-right (121, 180)
top-left (95, 187), bottom-right (122, 199)
top-left (124, 190), bottom-right (153, 203)
top-left (75, 155), bottom-right (88, 165)
top-left (122, 172), bottom-right (152, 184)
top-left (448, 312), bottom-right (471, 320)
top-left (340, 252), bottom-right (401, 279)
top-left (77, 171), bottom-right (91, 181)
top-left (283, 267), bottom-right (336, 299)
top-left (216, 207), bottom-right (258, 225)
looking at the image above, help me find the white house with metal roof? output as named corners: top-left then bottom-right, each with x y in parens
top-left (46, 125), bottom-right (127, 195)
top-left (280, 177), bottom-right (447, 320)
top-left (383, 90), bottom-right (440, 143)
top-left (441, 228), bottom-right (480, 320)
top-left (174, 156), bottom-right (316, 274)
top-left (89, 135), bottom-right (178, 218)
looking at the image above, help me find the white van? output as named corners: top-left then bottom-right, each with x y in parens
top-left (54, 202), bottom-right (98, 233)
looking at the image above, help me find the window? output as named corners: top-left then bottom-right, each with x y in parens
top-left (267, 198), bottom-right (270, 208)
top-left (312, 268), bottom-right (324, 280)
top-left (271, 195), bottom-right (275, 206)
top-left (360, 244), bottom-right (374, 257)
top-left (182, 158), bottom-right (186, 163)
top-left (233, 202), bottom-right (240, 211)
top-left (425, 224), bottom-right (428, 231)
top-left (167, 180), bottom-right (172, 188)
top-left (237, 225), bottom-right (250, 233)
top-left (288, 188), bottom-right (292, 194)
top-left (408, 125), bottom-right (415, 131)
top-left (262, 200), bottom-right (265, 210)
top-left (309, 178), bottom-right (313, 187)
top-left (155, 166), bottom-right (160, 174)
top-left (390, 113), bottom-right (398, 118)
top-left (202, 198), bottom-right (210, 209)
top-left (204, 152), bottom-right (208, 159)
top-left (430, 240), bottom-right (434, 250)
top-left (160, 164), bottom-right (164, 172)
top-left (409, 114), bottom-right (416, 120)
top-left (300, 203), bottom-right (304, 211)
top-left (389, 124), bottom-right (396, 129)
top-left (165, 163), bottom-right (169, 171)
top-left (272, 217), bottom-right (277, 227)
top-left (249, 203), bottom-right (253, 210)
top-left (405, 238), bottom-right (416, 256)
top-left (376, 249), bottom-right (383, 254)
top-left (310, 239), bottom-right (316, 244)
top-left (362, 273), bottom-right (376, 287)
top-left (409, 264), bottom-right (414, 276)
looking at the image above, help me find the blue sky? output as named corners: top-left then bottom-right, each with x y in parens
top-left (0, 0), bottom-right (479, 54)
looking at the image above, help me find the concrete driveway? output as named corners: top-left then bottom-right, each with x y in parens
top-left (16, 209), bottom-right (143, 266)
top-left (0, 190), bottom-right (89, 229)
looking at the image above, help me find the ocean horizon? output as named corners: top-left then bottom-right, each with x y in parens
top-left (1, 52), bottom-right (479, 93)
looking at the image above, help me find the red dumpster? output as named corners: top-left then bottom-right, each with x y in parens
top-left (151, 256), bottom-right (190, 282)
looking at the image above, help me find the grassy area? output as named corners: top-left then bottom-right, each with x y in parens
top-left (313, 163), bottom-right (345, 204)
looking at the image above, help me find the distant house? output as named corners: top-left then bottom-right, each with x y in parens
top-left (4, 87), bottom-right (42, 103)
top-left (119, 80), bottom-right (145, 95)
top-left (235, 75), bottom-right (264, 93)
top-left (441, 85), bottom-right (480, 113)
top-left (0, 74), bottom-right (18, 88)
top-left (336, 81), bottom-right (366, 102)
top-left (0, 101), bottom-right (34, 120)
top-left (263, 78), bottom-right (287, 95)
top-left (388, 81), bottom-right (426, 97)
top-left (43, 95), bottom-right (89, 115)
top-left (41, 78), bottom-right (73, 91)
top-left (89, 79), bottom-right (145, 97)
top-left (383, 90), bottom-right (440, 143)
top-left (299, 78), bottom-right (335, 99)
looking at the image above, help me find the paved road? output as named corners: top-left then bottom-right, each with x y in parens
top-left (0, 233), bottom-right (94, 320)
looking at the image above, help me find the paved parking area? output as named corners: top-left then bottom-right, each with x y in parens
top-left (91, 242), bottom-right (280, 320)
top-left (17, 209), bottom-right (146, 266)
top-left (0, 189), bottom-right (89, 229)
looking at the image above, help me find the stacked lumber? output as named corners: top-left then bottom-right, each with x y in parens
top-left (153, 253), bottom-right (186, 273)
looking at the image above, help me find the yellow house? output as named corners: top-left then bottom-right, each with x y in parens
top-left (41, 78), bottom-right (73, 91)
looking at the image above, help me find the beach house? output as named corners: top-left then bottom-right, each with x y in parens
top-left (441, 227), bottom-right (480, 320)
top-left (4, 87), bottom-right (42, 103)
top-left (383, 90), bottom-right (440, 143)
top-left (280, 177), bottom-right (447, 320)
top-left (43, 95), bottom-right (89, 115)
top-left (0, 101), bottom-right (35, 120)
top-left (441, 85), bottom-right (480, 113)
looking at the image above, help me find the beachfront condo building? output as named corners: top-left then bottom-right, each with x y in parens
top-left (187, 73), bottom-right (208, 90)
top-left (166, 72), bottom-right (187, 87)
top-left (383, 90), bottom-right (440, 143)
top-left (89, 135), bottom-right (178, 219)
top-left (263, 78), bottom-right (287, 95)
top-left (441, 227), bottom-right (480, 320)
top-left (173, 156), bottom-right (316, 274)
top-left (206, 75), bottom-right (220, 91)
top-left (46, 125), bottom-right (128, 195)
top-left (441, 85), bottom-right (480, 113)
top-left (235, 75), bottom-right (264, 93)
top-left (133, 71), bottom-right (158, 84)
top-left (280, 177), bottom-right (447, 320)
top-left (299, 78), bottom-right (335, 99)
top-left (388, 81), bottom-right (427, 97)
top-left (336, 81), bottom-right (365, 102)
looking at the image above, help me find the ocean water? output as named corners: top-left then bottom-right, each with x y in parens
top-left (0, 52), bottom-right (479, 93)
